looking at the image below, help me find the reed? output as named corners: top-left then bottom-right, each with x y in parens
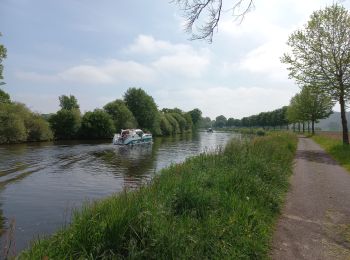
top-left (20, 133), bottom-right (297, 259)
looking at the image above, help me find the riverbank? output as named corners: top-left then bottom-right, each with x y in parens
top-left (20, 133), bottom-right (297, 259)
top-left (312, 134), bottom-right (350, 172)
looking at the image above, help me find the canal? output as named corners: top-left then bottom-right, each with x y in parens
top-left (0, 131), bottom-right (238, 252)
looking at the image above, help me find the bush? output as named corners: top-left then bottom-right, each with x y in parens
top-left (165, 114), bottom-right (180, 134)
top-left (49, 109), bottom-right (81, 140)
top-left (80, 109), bottom-right (115, 139)
top-left (26, 115), bottom-right (53, 142)
top-left (0, 103), bottom-right (27, 143)
top-left (104, 100), bottom-right (137, 132)
top-left (160, 114), bottom-right (172, 135)
top-left (0, 102), bottom-right (53, 144)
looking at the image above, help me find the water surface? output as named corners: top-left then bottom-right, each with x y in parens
top-left (0, 131), bottom-right (238, 252)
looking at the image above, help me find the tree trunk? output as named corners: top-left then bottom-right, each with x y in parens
top-left (308, 121), bottom-right (310, 133)
top-left (302, 122), bottom-right (305, 133)
top-left (298, 122), bottom-right (300, 132)
top-left (312, 120), bottom-right (315, 135)
top-left (339, 95), bottom-right (349, 145)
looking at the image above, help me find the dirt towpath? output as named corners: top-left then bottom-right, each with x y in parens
top-left (271, 136), bottom-right (350, 260)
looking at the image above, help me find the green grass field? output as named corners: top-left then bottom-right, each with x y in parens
top-left (20, 133), bottom-right (297, 259)
top-left (312, 135), bottom-right (350, 172)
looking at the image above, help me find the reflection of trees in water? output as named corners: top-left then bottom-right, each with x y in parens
top-left (92, 141), bottom-right (161, 188)
top-left (93, 132), bottom-right (197, 189)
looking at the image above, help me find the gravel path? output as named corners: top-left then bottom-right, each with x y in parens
top-left (271, 136), bottom-right (350, 260)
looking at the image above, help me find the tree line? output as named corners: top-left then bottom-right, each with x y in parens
top-left (0, 88), bottom-right (203, 144)
top-left (199, 107), bottom-right (289, 130)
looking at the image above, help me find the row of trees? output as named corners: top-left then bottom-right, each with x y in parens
top-left (200, 107), bottom-right (289, 129)
top-left (48, 88), bottom-right (202, 140)
top-left (287, 86), bottom-right (333, 134)
top-left (0, 87), bottom-right (203, 143)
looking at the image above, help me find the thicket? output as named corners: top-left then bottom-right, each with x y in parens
top-left (0, 93), bottom-right (53, 144)
top-left (20, 133), bottom-right (297, 259)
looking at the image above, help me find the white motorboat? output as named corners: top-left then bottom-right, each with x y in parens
top-left (113, 129), bottom-right (152, 145)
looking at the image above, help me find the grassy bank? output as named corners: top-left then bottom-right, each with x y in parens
top-left (312, 135), bottom-right (350, 172)
top-left (20, 133), bottom-right (297, 259)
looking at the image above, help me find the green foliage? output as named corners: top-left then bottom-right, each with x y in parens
top-left (0, 102), bottom-right (53, 143)
top-left (240, 107), bottom-right (288, 129)
top-left (183, 112), bottom-right (193, 130)
top-left (170, 113), bottom-right (188, 133)
top-left (282, 4), bottom-right (350, 144)
top-left (227, 117), bottom-right (240, 127)
top-left (21, 133), bottom-right (297, 259)
top-left (199, 116), bottom-right (212, 128)
top-left (124, 88), bottom-right (160, 133)
top-left (49, 109), bottom-right (81, 140)
top-left (0, 103), bottom-right (27, 143)
top-left (0, 33), bottom-right (7, 83)
top-left (0, 88), bottom-right (10, 104)
top-left (214, 115), bottom-right (227, 128)
top-left (59, 95), bottom-right (79, 110)
top-left (188, 108), bottom-right (202, 127)
top-left (103, 100), bottom-right (137, 132)
top-left (287, 86), bottom-right (334, 133)
top-left (165, 113), bottom-right (180, 134)
top-left (26, 114), bottom-right (53, 142)
top-left (160, 109), bottom-right (193, 135)
top-left (159, 114), bottom-right (172, 135)
top-left (312, 135), bottom-right (350, 172)
top-left (80, 109), bottom-right (115, 139)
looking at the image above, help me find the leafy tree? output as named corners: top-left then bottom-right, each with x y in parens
top-left (26, 114), bottom-right (53, 141)
top-left (188, 108), bottom-right (202, 127)
top-left (288, 87), bottom-right (333, 134)
top-left (124, 88), bottom-right (160, 134)
top-left (173, 0), bottom-right (253, 42)
top-left (80, 109), bottom-right (115, 139)
top-left (214, 115), bottom-right (227, 128)
top-left (0, 102), bottom-right (53, 143)
top-left (49, 109), bottom-right (81, 139)
top-left (104, 100), bottom-right (137, 132)
top-left (165, 113), bottom-right (180, 134)
top-left (160, 114), bottom-right (173, 135)
top-left (199, 117), bottom-right (212, 128)
top-left (282, 4), bottom-right (350, 144)
top-left (0, 33), bottom-right (7, 84)
top-left (170, 113), bottom-right (188, 133)
top-left (0, 103), bottom-right (27, 143)
top-left (183, 113), bottom-right (193, 130)
top-left (59, 95), bottom-right (80, 110)
top-left (0, 88), bottom-right (10, 103)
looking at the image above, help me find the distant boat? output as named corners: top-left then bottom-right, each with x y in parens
top-left (207, 128), bottom-right (213, 133)
top-left (113, 129), bottom-right (152, 145)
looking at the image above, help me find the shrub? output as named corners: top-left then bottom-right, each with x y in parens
top-left (80, 109), bottom-right (115, 139)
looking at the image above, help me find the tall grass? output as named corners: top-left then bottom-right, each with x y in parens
top-left (312, 135), bottom-right (350, 172)
top-left (20, 133), bottom-right (297, 259)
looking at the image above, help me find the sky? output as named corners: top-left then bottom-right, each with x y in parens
top-left (1, 0), bottom-right (348, 119)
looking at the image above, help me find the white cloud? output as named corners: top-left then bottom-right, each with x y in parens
top-left (237, 40), bottom-right (290, 81)
top-left (17, 35), bottom-right (211, 84)
top-left (152, 51), bottom-right (210, 78)
top-left (126, 34), bottom-right (191, 54)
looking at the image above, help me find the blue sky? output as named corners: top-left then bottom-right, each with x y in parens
top-left (1, 0), bottom-right (347, 118)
